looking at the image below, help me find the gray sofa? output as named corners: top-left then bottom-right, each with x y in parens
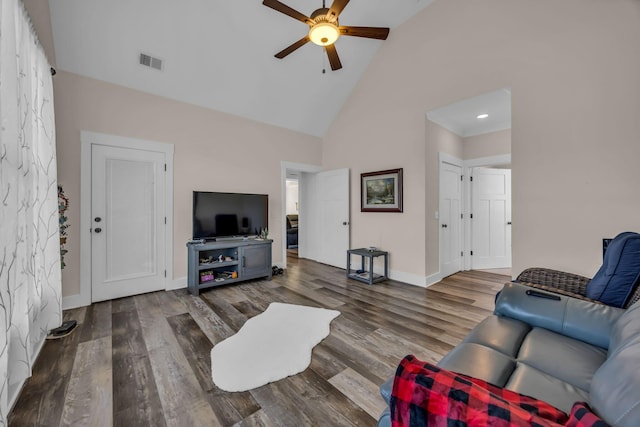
top-left (378, 282), bottom-right (640, 426)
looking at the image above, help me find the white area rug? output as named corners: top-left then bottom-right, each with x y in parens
top-left (210, 302), bottom-right (340, 392)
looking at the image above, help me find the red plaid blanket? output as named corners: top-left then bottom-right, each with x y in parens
top-left (390, 355), bottom-right (569, 427)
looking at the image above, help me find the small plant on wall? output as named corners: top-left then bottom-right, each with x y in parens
top-left (58, 185), bottom-right (69, 269)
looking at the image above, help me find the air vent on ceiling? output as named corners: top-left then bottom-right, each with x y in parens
top-left (139, 53), bottom-right (163, 71)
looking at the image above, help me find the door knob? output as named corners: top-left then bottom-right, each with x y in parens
top-left (342, 221), bottom-right (349, 226)
top-left (94, 217), bottom-right (102, 222)
top-left (94, 227), bottom-right (102, 233)
top-left (441, 224), bottom-right (448, 228)
top-left (507, 221), bottom-right (512, 225)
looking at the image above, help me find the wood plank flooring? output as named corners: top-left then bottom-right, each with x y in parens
top-left (9, 256), bottom-right (509, 427)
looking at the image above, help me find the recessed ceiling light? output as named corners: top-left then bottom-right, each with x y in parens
top-left (477, 113), bottom-right (489, 119)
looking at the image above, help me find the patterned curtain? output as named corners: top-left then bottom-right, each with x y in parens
top-left (0, 0), bottom-right (62, 423)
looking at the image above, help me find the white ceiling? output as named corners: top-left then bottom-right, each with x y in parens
top-left (427, 88), bottom-right (512, 138)
top-left (48, 0), bottom-right (434, 137)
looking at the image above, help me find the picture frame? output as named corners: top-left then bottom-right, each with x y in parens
top-left (361, 168), bottom-right (403, 212)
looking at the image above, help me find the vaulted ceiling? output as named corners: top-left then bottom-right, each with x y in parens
top-left (48, 0), bottom-right (434, 137)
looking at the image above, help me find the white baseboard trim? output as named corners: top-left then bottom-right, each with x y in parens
top-left (386, 270), bottom-right (443, 288)
top-left (388, 270), bottom-right (427, 288)
top-left (63, 269), bottom-right (444, 307)
top-left (62, 293), bottom-right (89, 310)
top-left (167, 276), bottom-right (187, 291)
top-left (63, 276), bottom-right (188, 309)
top-left (425, 272), bottom-right (443, 287)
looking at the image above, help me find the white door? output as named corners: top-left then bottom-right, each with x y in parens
top-left (317, 169), bottom-right (350, 268)
top-left (91, 145), bottom-right (167, 302)
top-left (298, 168), bottom-right (349, 269)
top-left (440, 161), bottom-right (463, 277)
top-left (471, 167), bottom-right (512, 269)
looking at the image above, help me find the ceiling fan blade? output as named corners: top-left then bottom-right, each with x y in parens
top-left (325, 44), bottom-right (342, 71)
top-left (338, 26), bottom-right (390, 40)
top-left (275, 36), bottom-right (311, 59)
top-left (263, 0), bottom-right (313, 25)
top-left (326, 0), bottom-right (350, 20)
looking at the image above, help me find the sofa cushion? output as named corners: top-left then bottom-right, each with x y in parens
top-left (495, 282), bottom-right (624, 349)
top-left (586, 232), bottom-right (640, 307)
top-left (590, 302), bottom-right (640, 427)
top-left (377, 409), bottom-right (390, 427)
top-left (391, 355), bottom-right (569, 427)
top-left (505, 363), bottom-right (590, 414)
top-left (379, 377), bottom-right (394, 405)
top-left (437, 343), bottom-right (516, 387)
top-left (517, 328), bottom-right (607, 392)
top-left (608, 299), bottom-right (640, 356)
top-left (461, 315), bottom-right (531, 357)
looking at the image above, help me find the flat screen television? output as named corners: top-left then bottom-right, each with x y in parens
top-left (192, 191), bottom-right (268, 240)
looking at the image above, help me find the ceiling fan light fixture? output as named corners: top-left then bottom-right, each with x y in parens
top-left (309, 22), bottom-right (340, 46)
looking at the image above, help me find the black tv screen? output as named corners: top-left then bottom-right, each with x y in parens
top-left (192, 191), bottom-right (268, 239)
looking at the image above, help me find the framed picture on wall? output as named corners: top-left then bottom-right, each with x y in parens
top-left (361, 168), bottom-right (403, 212)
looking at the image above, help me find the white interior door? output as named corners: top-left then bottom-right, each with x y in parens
top-left (440, 161), bottom-right (463, 277)
top-left (471, 167), bottom-right (512, 269)
top-left (91, 145), bottom-right (166, 302)
top-left (318, 169), bottom-right (350, 268)
top-left (298, 168), bottom-right (349, 268)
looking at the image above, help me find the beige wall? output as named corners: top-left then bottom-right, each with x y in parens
top-left (431, 121), bottom-right (464, 159)
top-left (322, 104), bottom-right (428, 281)
top-left (54, 71), bottom-right (321, 297)
top-left (463, 129), bottom-right (511, 161)
top-left (324, 0), bottom-right (640, 280)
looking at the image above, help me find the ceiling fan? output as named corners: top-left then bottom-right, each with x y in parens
top-left (262, 0), bottom-right (390, 71)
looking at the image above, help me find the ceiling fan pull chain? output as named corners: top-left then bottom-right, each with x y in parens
top-left (322, 49), bottom-right (327, 74)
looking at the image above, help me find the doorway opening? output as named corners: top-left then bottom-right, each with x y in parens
top-left (429, 88), bottom-right (512, 279)
top-left (280, 162), bottom-right (350, 270)
top-left (280, 162), bottom-right (321, 270)
top-left (285, 175), bottom-right (300, 262)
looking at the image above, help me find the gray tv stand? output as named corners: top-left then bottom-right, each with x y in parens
top-left (186, 238), bottom-right (272, 295)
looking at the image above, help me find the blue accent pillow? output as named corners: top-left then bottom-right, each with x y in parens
top-left (586, 232), bottom-right (640, 308)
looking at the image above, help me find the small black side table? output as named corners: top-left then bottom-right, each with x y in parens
top-left (347, 248), bottom-right (389, 285)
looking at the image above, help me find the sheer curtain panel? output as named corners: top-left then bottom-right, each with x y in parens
top-left (0, 0), bottom-right (62, 422)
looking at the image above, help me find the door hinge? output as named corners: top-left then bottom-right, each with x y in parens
top-left (460, 213), bottom-right (463, 219)
top-left (164, 217), bottom-right (167, 224)
top-left (470, 176), bottom-right (473, 182)
top-left (461, 251), bottom-right (463, 257)
top-left (470, 213), bottom-right (473, 219)
top-left (164, 163), bottom-right (167, 171)
top-left (460, 175), bottom-right (463, 181)
top-left (164, 270), bottom-right (166, 278)
top-left (470, 251), bottom-right (474, 256)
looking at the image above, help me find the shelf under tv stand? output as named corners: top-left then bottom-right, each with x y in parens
top-left (186, 238), bottom-right (272, 295)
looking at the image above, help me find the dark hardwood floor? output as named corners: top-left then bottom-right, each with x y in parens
top-left (9, 256), bottom-right (509, 426)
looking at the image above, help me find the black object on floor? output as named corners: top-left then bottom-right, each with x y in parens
top-left (272, 266), bottom-right (284, 275)
top-left (47, 320), bottom-right (78, 340)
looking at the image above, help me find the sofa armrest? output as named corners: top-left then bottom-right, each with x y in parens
top-left (495, 282), bottom-right (625, 349)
